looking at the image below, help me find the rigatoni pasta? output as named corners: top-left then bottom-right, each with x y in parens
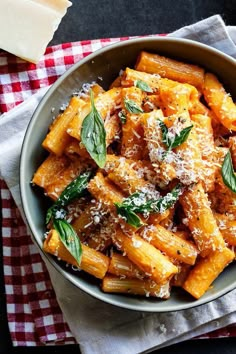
top-left (182, 247), bottom-right (234, 299)
top-left (135, 51), bottom-right (204, 89)
top-left (203, 72), bottom-right (236, 131)
top-left (32, 50), bottom-right (236, 301)
top-left (44, 229), bottom-right (110, 279)
top-left (102, 276), bottom-right (170, 298)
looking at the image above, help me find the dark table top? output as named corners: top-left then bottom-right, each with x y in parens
top-left (1, 1), bottom-right (236, 353)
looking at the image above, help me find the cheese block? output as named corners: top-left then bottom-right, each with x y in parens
top-left (0, 0), bottom-right (72, 63)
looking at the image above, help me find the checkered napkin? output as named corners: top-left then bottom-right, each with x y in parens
top-left (1, 14), bottom-right (236, 353)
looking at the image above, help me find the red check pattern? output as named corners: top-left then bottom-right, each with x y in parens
top-left (0, 36), bottom-right (236, 346)
top-left (0, 36), bottom-right (138, 346)
top-left (1, 179), bottom-right (75, 345)
top-left (0, 38), bottom-right (132, 113)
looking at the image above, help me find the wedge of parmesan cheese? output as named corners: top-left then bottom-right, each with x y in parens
top-left (0, 0), bottom-right (72, 63)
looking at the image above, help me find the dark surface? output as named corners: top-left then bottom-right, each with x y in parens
top-left (1, 1), bottom-right (236, 353)
top-left (51, 0), bottom-right (236, 43)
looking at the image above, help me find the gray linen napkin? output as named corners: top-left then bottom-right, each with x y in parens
top-left (1, 14), bottom-right (236, 354)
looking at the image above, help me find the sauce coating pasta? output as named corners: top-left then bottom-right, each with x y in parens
top-left (33, 51), bottom-right (236, 300)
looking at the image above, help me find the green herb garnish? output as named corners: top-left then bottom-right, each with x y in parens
top-left (158, 120), bottom-right (193, 152)
top-left (118, 110), bottom-right (127, 124)
top-left (135, 80), bottom-right (153, 93)
top-left (124, 99), bottom-right (143, 114)
top-left (115, 184), bottom-right (182, 227)
top-left (53, 219), bottom-right (82, 265)
top-left (221, 150), bottom-right (236, 193)
top-left (81, 90), bottom-right (106, 167)
top-left (46, 171), bottom-right (92, 224)
top-left (115, 205), bottom-right (144, 228)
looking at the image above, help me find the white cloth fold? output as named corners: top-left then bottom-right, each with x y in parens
top-left (170, 15), bottom-right (236, 58)
top-left (1, 14), bottom-right (236, 354)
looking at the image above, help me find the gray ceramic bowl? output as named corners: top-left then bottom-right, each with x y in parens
top-left (20, 37), bottom-right (236, 312)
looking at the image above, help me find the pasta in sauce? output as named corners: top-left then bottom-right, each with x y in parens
top-left (32, 51), bottom-right (236, 300)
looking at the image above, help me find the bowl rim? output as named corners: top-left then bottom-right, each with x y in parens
top-left (20, 36), bottom-right (236, 312)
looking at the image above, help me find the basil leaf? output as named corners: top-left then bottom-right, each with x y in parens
top-left (46, 171), bottom-right (92, 224)
top-left (46, 207), bottom-right (54, 225)
top-left (158, 120), bottom-right (193, 151)
top-left (125, 184), bottom-right (181, 213)
top-left (120, 192), bottom-right (149, 213)
top-left (158, 120), bottom-right (170, 147)
top-left (53, 219), bottom-right (82, 265)
top-left (171, 125), bottom-right (193, 149)
top-left (115, 203), bottom-right (144, 228)
top-left (115, 184), bottom-right (182, 227)
top-left (124, 99), bottom-right (143, 114)
top-left (81, 90), bottom-right (106, 167)
top-left (221, 150), bottom-right (236, 193)
top-left (118, 110), bottom-right (127, 124)
top-left (150, 184), bottom-right (182, 213)
top-left (46, 206), bottom-right (67, 225)
top-left (57, 171), bottom-right (92, 207)
top-left (135, 80), bottom-right (153, 93)
top-left (125, 185), bottom-right (181, 214)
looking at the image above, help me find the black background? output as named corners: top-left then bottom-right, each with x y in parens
top-left (1, 1), bottom-right (236, 353)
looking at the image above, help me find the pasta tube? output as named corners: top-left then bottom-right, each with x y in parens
top-left (108, 252), bottom-right (145, 279)
top-left (183, 247), bottom-right (235, 299)
top-left (45, 156), bottom-right (91, 200)
top-left (214, 213), bottom-right (236, 246)
top-left (143, 94), bottom-right (162, 112)
top-left (104, 113), bottom-right (121, 146)
top-left (121, 67), bottom-right (160, 91)
top-left (158, 79), bottom-right (198, 116)
top-left (203, 72), bottom-right (236, 131)
top-left (171, 264), bottom-right (192, 287)
top-left (191, 114), bottom-right (216, 192)
top-left (88, 172), bottom-right (140, 234)
top-left (42, 96), bottom-right (85, 155)
top-left (109, 75), bottom-right (122, 89)
top-left (67, 87), bottom-right (121, 141)
top-left (140, 224), bottom-right (198, 265)
top-left (180, 182), bottom-right (225, 257)
top-left (142, 109), bottom-right (176, 187)
top-left (174, 117), bottom-right (204, 186)
top-left (135, 51), bottom-right (204, 89)
top-left (113, 228), bottom-right (178, 284)
top-left (102, 276), bottom-right (170, 298)
top-left (86, 232), bottom-right (112, 252)
top-left (87, 172), bottom-right (124, 214)
top-left (32, 154), bottom-right (69, 189)
top-left (121, 87), bottom-right (145, 160)
top-left (64, 138), bottom-right (90, 159)
top-left (104, 154), bottom-right (156, 195)
top-left (71, 201), bottom-right (102, 240)
top-left (43, 229), bottom-right (110, 279)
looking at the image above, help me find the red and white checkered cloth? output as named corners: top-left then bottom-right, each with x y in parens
top-left (0, 38), bottom-right (137, 113)
top-left (0, 36), bottom-right (142, 346)
top-left (1, 36), bottom-right (236, 346)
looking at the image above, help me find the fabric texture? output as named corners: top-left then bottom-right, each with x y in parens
top-left (0, 14), bottom-right (236, 353)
